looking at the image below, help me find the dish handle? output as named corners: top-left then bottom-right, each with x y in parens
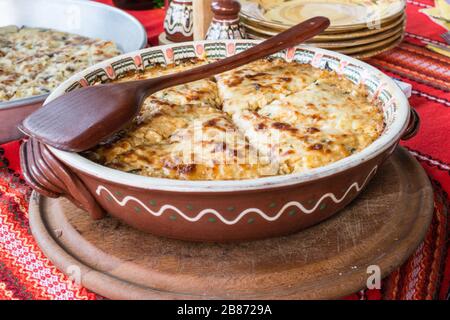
top-left (20, 138), bottom-right (105, 219)
top-left (401, 107), bottom-right (420, 140)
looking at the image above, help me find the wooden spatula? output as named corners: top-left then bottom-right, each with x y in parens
top-left (20, 17), bottom-right (330, 152)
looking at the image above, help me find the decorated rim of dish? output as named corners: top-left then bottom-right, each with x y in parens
top-left (46, 40), bottom-right (410, 192)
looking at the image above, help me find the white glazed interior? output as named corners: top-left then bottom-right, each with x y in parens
top-left (46, 40), bottom-right (410, 192)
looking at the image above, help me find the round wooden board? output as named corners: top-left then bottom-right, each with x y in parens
top-left (28, 147), bottom-right (433, 300)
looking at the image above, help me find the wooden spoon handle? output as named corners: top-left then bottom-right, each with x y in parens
top-left (143, 16), bottom-right (330, 93)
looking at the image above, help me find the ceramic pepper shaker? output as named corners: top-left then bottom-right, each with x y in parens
top-left (205, 0), bottom-right (246, 40)
top-left (164, 0), bottom-right (194, 42)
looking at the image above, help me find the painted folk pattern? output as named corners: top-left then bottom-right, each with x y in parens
top-left (96, 166), bottom-right (378, 225)
top-left (0, 153), bottom-right (98, 300)
top-left (368, 42), bottom-right (450, 92)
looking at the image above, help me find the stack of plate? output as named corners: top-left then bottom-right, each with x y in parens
top-left (240, 0), bottom-right (406, 59)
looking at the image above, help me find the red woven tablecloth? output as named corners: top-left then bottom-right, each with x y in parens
top-left (0, 0), bottom-right (449, 300)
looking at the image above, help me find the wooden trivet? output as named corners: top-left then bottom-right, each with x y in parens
top-left (28, 147), bottom-right (433, 299)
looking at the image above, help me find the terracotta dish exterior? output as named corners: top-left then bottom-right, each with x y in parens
top-left (21, 40), bottom-right (419, 242)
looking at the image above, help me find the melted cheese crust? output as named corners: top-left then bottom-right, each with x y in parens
top-left (0, 26), bottom-right (121, 102)
top-left (86, 58), bottom-right (384, 180)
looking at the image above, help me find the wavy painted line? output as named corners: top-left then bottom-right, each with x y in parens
top-left (96, 166), bottom-right (377, 225)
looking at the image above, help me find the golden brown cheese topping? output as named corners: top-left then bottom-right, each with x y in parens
top-left (0, 26), bottom-right (121, 102)
top-left (216, 59), bottom-right (322, 114)
top-left (85, 58), bottom-right (384, 180)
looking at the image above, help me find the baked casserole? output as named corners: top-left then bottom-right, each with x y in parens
top-left (85, 58), bottom-right (385, 181)
top-left (0, 26), bottom-right (121, 102)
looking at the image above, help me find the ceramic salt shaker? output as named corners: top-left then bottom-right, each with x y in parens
top-left (164, 0), bottom-right (194, 42)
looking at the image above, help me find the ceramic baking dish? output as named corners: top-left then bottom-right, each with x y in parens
top-left (0, 0), bottom-right (147, 143)
top-left (20, 40), bottom-right (419, 241)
